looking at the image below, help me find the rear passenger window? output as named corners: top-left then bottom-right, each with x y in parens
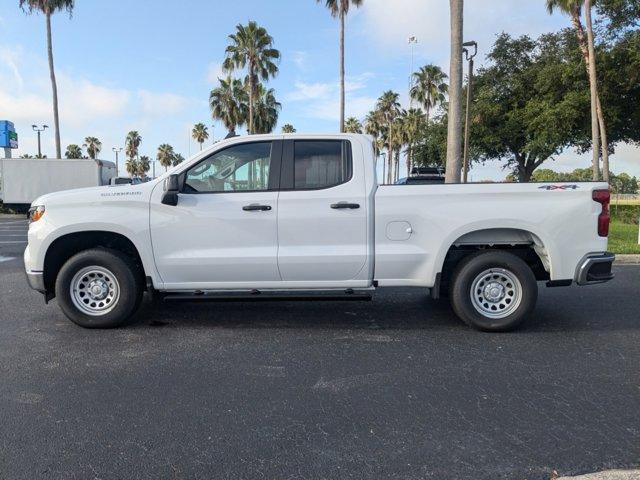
top-left (294, 141), bottom-right (351, 189)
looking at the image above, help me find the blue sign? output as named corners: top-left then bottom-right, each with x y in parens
top-left (0, 120), bottom-right (18, 149)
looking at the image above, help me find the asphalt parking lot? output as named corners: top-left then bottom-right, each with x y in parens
top-left (0, 216), bottom-right (639, 480)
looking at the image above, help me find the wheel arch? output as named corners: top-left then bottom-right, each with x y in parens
top-left (43, 230), bottom-right (148, 297)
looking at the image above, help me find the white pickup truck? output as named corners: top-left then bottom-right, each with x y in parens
top-left (24, 134), bottom-right (614, 331)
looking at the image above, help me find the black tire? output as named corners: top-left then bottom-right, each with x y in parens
top-left (55, 248), bottom-right (143, 328)
top-left (449, 251), bottom-right (538, 332)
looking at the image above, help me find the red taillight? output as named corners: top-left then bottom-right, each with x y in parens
top-left (592, 189), bottom-right (610, 237)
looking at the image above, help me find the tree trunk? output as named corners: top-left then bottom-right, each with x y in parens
top-left (585, 0), bottom-right (601, 181)
top-left (445, 0), bottom-right (463, 183)
top-left (571, 8), bottom-right (609, 182)
top-left (407, 144), bottom-right (412, 177)
top-left (248, 64), bottom-right (255, 135)
top-left (387, 147), bottom-right (393, 184)
top-left (339, 11), bottom-right (346, 133)
top-left (46, 12), bottom-right (62, 159)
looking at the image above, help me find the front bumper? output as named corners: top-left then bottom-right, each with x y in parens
top-left (575, 252), bottom-right (615, 285)
top-left (25, 270), bottom-right (46, 294)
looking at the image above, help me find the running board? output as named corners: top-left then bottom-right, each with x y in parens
top-left (162, 289), bottom-right (372, 303)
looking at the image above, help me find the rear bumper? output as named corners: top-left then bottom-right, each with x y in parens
top-left (575, 252), bottom-right (615, 285)
top-left (25, 270), bottom-right (46, 293)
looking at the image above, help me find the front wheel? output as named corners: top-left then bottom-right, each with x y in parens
top-left (449, 251), bottom-right (538, 332)
top-left (55, 248), bottom-right (143, 328)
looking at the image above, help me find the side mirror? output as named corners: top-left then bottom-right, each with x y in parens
top-left (161, 174), bottom-right (180, 206)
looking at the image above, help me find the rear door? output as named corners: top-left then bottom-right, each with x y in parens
top-left (276, 139), bottom-right (370, 286)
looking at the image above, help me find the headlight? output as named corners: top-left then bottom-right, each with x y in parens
top-left (28, 205), bottom-right (45, 223)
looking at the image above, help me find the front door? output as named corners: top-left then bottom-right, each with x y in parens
top-left (276, 139), bottom-right (369, 286)
top-left (150, 140), bottom-right (282, 290)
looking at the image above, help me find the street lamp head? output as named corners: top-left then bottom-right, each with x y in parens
top-left (43, 125), bottom-right (48, 129)
top-left (462, 40), bottom-right (478, 60)
top-left (31, 124), bottom-right (37, 129)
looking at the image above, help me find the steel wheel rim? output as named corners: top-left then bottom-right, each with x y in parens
top-left (470, 268), bottom-right (522, 319)
top-left (70, 266), bottom-right (120, 316)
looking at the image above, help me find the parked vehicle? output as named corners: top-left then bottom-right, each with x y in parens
top-left (396, 167), bottom-right (446, 185)
top-left (0, 158), bottom-right (115, 205)
top-left (24, 134), bottom-right (614, 331)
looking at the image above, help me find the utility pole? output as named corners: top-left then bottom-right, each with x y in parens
top-left (408, 36), bottom-right (418, 108)
top-left (32, 124), bottom-right (48, 158)
top-left (462, 40), bottom-right (477, 183)
top-left (112, 147), bottom-right (123, 176)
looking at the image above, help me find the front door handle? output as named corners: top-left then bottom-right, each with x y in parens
top-left (331, 202), bottom-right (360, 209)
top-left (243, 204), bottom-right (272, 211)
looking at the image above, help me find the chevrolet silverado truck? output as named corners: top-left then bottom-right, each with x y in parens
top-left (24, 134), bottom-right (615, 331)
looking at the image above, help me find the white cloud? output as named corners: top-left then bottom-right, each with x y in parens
top-left (287, 81), bottom-right (333, 101)
top-left (291, 51), bottom-right (309, 70)
top-left (206, 62), bottom-right (225, 84)
top-left (138, 90), bottom-right (189, 117)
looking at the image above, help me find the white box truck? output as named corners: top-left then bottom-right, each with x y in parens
top-left (0, 158), bottom-right (116, 205)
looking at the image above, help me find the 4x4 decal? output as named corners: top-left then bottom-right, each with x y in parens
top-left (538, 185), bottom-right (579, 190)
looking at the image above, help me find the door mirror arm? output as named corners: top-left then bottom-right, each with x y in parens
top-left (161, 174), bottom-right (181, 206)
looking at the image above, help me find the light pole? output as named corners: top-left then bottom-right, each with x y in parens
top-left (32, 124), bottom-right (48, 158)
top-left (112, 147), bottom-right (123, 176)
top-left (408, 36), bottom-right (418, 108)
top-left (462, 40), bottom-right (478, 183)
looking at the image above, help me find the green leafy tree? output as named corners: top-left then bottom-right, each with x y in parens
top-left (470, 33), bottom-right (589, 182)
top-left (413, 114), bottom-right (448, 169)
top-left (316, 0), bottom-right (363, 132)
top-left (223, 21), bottom-right (280, 134)
top-left (252, 84), bottom-right (281, 134)
top-left (126, 131), bottom-right (142, 161)
top-left (157, 144), bottom-right (175, 171)
top-left (210, 76), bottom-right (248, 137)
top-left (125, 158), bottom-right (139, 178)
top-left (403, 108), bottom-right (426, 176)
top-left (410, 65), bottom-right (448, 123)
top-left (192, 123), bottom-right (209, 151)
top-left (19, 0), bottom-right (73, 159)
top-left (138, 155), bottom-right (151, 178)
top-left (546, 0), bottom-right (609, 180)
top-left (83, 136), bottom-right (101, 160)
top-left (344, 117), bottom-right (363, 133)
top-left (172, 153), bottom-right (185, 166)
top-left (65, 144), bottom-right (82, 159)
top-left (281, 123), bottom-right (296, 133)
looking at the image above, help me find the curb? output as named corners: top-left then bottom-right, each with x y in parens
top-left (615, 254), bottom-right (640, 265)
top-left (557, 469), bottom-right (640, 479)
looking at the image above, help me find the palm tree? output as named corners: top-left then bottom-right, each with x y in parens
top-left (546, 0), bottom-right (608, 181)
top-left (281, 123), bottom-right (296, 133)
top-left (223, 21), bottom-right (280, 134)
top-left (403, 108), bottom-right (426, 176)
top-left (210, 76), bottom-right (248, 137)
top-left (125, 158), bottom-right (139, 178)
top-left (375, 90), bottom-right (402, 184)
top-left (172, 153), bottom-right (185, 166)
top-left (20, 154), bottom-right (34, 159)
top-left (364, 111), bottom-right (383, 155)
top-left (126, 131), bottom-right (142, 161)
top-left (65, 144), bottom-right (82, 159)
top-left (316, 0), bottom-right (364, 133)
top-left (252, 84), bottom-right (281, 134)
top-left (157, 144), bottom-right (175, 171)
top-left (411, 65), bottom-right (448, 124)
top-left (344, 117), bottom-right (363, 133)
top-left (83, 136), bottom-right (101, 160)
top-left (138, 155), bottom-right (150, 178)
top-left (446, 0), bottom-right (464, 183)
top-left (19, 0), bottom-right (73, 159)
top-left (192, 123), bottom-right (209, 151)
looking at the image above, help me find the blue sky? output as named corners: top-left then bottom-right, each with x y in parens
top-left (1, 0), bottom-right (638, 179)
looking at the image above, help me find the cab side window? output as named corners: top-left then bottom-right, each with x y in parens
top-left (293, 141), bottom-right (351, 190)
top-left (184, 142), bottom-right (272, 193)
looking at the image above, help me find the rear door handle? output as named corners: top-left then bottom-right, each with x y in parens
top-left (331, 202), bottom-right (360, 209)
top-left (243, 204), bottom-right (272, 211)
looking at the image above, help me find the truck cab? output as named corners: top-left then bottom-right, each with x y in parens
top-left (24, 134), bottom-right (614, 332)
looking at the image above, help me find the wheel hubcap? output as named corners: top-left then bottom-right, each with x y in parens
top-left (70, 266), bottom-right (120, 316)
top-left (470, 268), bottom-right (522, 319)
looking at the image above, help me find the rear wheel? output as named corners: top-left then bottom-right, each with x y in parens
top-left (449, 251), bottom-right (538, 332)
top-left (55, 248), bottom-right (142, 328)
